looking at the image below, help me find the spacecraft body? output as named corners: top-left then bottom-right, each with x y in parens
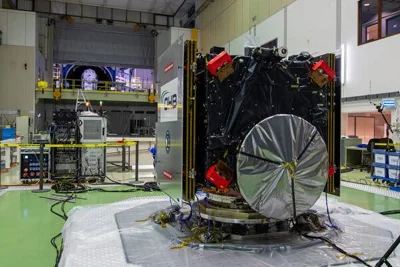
top-left (155, 37), bottom-right (340, 241)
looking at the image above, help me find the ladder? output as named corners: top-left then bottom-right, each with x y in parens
top-left (75, 88), bottom-right (93, 112)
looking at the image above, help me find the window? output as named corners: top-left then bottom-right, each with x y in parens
top-left (367, 24), bottom-right (379, 41)
top-left (359, 0), bottom-right (400, 44)
top-left (382, 0), bottom-right (400, 37)
top-left (387, 15), bottom-right (400, 35)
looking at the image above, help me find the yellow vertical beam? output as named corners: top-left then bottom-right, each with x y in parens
top-left (185, 41), bottom-right (190, 201)
top-left (188, 40), bottom-right (194, 200)
top-left (327, 54), bottom-right (336, 194)
top-left (191, 40), bottom-right (197, 199)
top-left (191, 29), bottom-right (198, 41)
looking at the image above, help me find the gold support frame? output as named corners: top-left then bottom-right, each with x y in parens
top-left (327, 54), bottom-right (337, 194)
top-left (183, 40), bottom-right (197, 201)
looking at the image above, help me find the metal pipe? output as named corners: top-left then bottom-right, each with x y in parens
top-left (128, 145), bottom-right (131, 170)
top-left (32, 143), bottom-right (50, 193)
top-left (39, 143), bottom-right (44, 190)
top-left (122, 144), bottom-right (126, 171)
top-left (0, 146), bottom-right (7, 190)
top-left (135, 141), bottom-right (139, 181)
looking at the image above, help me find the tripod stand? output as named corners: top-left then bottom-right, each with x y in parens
top-left (371, 102), bottom-right (394, 151)
top-left (370, 102), bottom-right (399, 266)
top-left (375, 235), bottom-right (400, 266)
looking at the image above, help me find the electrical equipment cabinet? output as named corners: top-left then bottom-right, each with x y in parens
top-left (20, 147), bottom-right (50, 180)
top-left (50, 111), bottom-right (80, 180)
top-left (79, 115), bottom-right (107, 178)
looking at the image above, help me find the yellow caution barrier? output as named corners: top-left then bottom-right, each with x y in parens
top-left (374, 143), bottom-right (399, 146)
top-left (0, 141), bottom-right (137, 148)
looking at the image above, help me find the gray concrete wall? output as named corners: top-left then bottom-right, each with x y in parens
top-left (0, 45), bottom-right (36, 117)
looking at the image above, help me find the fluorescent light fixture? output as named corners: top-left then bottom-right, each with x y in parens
top-left (364, 3), bottom-right (370, 6)
top-left (341, 44), bottom-right (345, 85)
top-left (382, 98), bottom-right (397, 109)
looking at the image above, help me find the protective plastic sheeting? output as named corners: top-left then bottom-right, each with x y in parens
top-left (60, 196), bottom-right (400, 267)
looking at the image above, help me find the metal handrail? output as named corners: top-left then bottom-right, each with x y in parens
top-left (52, 78), bottom-right (154, 93)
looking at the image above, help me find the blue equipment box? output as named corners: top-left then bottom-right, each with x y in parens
top-left (1, 127), bottom-right (16, 140)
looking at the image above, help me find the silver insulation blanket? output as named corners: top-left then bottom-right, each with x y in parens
top-left (237, 114), bottom-right (328, 220)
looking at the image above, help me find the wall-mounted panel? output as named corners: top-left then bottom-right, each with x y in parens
top-left (157, 31), bottom-right (170, 59)
top-left (199, 12), bottom-right (205, 30)
top-left (7, 11), bottom-right (26, 46)
top-left (258, 0), bottom-right (271, 22)
top-left (98, 7), bottom-right (112, 20)
top-left (205, 23), bottom-right (214, 53)
top-left (229, 33), bottom-right (245, 55)
top-left (25, 13), bottom-right (36, 47)
top-left (210, 19), bottom-right (216, 47)
top-left (282, 0), bottom-right (296, 7)
top-left (242, 0), bottom-right (250, 33)
top-left (170, 28), bottom-right (179, 44)
top-left (202, 5), bottom-right (211, 27)
top-left (0, 45), bottom-right (36, 116)
top-left (234, 0), bottom-right (243, 36)
top-left (270, 0), bottom-right (282, 15)
top-left (17, 0), bottom-right (33, 11)
top-left (221, 0), bottom-right (233, 11)
top-left (0, 10), bottom-right (7, 44)
top-left (54, 21), bottom-right (154, 68)
top-left (201, 24), bottom-right (210, 53)
top-left (51, 2), bottom-right (66, 14)
top-left (66, 3), bottom-right (81, 16)
top-left (257, 9), bottom-right (284, 47)
top-left (249, 0), bottom-right (258, 26)
top-left (287, 0), bottom-right (336, 55)
top-left (36, 0), bottom-right (50, 13)
top-left (211, 0), bottom-right (222, 21)
top-left (156, 15), bottom-right (168, 26)
top-left (82, 5), bottom-right (96, 18)
top-left (113, 8), bottom-right (126, 21)
top-left (227, 3), bottom-right (235, 41)
top-left (127, 10), bottom-right (141, 22)
top-left (141, 13), bottom-right (153, 24)
top-left (178, 28), bottom-right (193, 42)
top-left (215, 15), bottom-right (222, 46)
top-left (219, 9), bottom-right (228, 46)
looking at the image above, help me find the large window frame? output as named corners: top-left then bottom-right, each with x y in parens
top-left (358, 0), bottom-right (400, 45)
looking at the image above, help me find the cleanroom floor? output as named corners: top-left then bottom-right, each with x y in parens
top-left (0, 171), bottom-right (399, 267)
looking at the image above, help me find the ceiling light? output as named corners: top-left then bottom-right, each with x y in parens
top-left (364, 3), bottom-right (370, 6)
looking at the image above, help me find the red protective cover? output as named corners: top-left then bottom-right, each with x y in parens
top-left (207, 51), bottom-right (233, 76)
top-left (328, 164), bottom-right (335, 178)
top-left (206, 165), bottom-right (232, 190)
top-left (312, 60), bottom-right (336, 81)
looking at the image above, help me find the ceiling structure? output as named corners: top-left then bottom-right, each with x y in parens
top-left (15, 0), bottom-right (196, 27)
top-left (50, 0), bottom-right (195, 17)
